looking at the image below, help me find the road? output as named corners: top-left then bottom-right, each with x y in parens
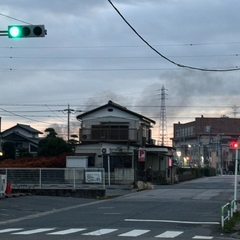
top-left (0, 175), bottom-right (237, 240)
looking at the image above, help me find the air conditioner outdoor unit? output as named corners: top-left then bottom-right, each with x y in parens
top-left (82, 134), bottom-right (89, 140)
top-left (101, 147), bottom-right (110, 154)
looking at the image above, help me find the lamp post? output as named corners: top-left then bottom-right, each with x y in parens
top-left (233, 140), bottom-right (239, 211)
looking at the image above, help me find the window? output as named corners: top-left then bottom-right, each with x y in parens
top-left (30, 144), bottom-right (37, 153)
top-left (88, 156), bottom-right (95, 167)
top-left (92, 125), bottom-right (129, 140)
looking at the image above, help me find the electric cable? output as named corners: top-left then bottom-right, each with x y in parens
top-left (108, 0), bottom-right (240, 72)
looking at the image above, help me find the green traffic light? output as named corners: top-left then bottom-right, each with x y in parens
top-left (9, 26), bottom-right (20, 38)
top-left (8, 25), bottom-right (46, 38)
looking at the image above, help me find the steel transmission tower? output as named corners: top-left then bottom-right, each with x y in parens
top-left (160, 85), bottom-right (168, 146)
top-left (232, 105), bottom-right (238, 118)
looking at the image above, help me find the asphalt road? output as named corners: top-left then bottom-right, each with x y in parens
top-left (0, 175), bottom-right (238, 240)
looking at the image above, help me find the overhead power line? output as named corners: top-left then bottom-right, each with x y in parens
top-left (1, 53), bottom-right (240, 59)
top-left (0, 12), bottom-right (32, 25)
top-left (108, 0), bottom-right (240, 72)
top-left (1, 41), bottom-right (240, 49)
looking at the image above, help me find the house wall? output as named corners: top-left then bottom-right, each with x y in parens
top-left (80, 106), bottom-right (153, 144)
top-left (114, 168), bottom-right (134, 184)
top-left (81, 116), bottom-right (139, 141)
top-left (82, 107), bottom-right (140, 122)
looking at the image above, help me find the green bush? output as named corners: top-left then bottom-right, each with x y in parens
top-left (203, 167), bottom-right (216, 176)
top-left (223, 211), bottom-right (240, 231)
top-left (176, 167), bottom-right (216, 178)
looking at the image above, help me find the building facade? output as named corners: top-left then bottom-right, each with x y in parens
top-left (75, 100), bottom-right (175, 184)
top-left (172, 115), bottom-right (240, 172)
top-left (1, 123), bottom-right (43, 156)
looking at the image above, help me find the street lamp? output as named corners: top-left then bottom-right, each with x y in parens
top-left (232, 140), bottom-right (239, 211)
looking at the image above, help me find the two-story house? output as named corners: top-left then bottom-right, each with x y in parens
top-left (75, 100), bottom-right (175, 185)
top-left (1, 123), bottom-right (43, 156)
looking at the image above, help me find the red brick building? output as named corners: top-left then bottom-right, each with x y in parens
top-left (172, 115), bottom-right (240, 172)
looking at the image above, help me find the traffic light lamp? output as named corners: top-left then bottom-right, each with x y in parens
top-left (230, 141), bottom-right (238, 149)
top-left (8, 25), bottom-right (46, 38)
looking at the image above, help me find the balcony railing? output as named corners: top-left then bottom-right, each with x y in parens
top-left (80, 128), bottom-right (138, 142)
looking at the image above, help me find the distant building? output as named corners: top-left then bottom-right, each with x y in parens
top-left (1, 123), bottom-right (43, 155)
top-left (172, 115), bottom-right (240, 172)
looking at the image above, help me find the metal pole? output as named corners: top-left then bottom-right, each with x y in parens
top-left (39, 169), bottom-right (42, 189)
top-left (108, 154), bottom-right (110, 185)
top-left (63, 104), bottom-right (75, 142)
top-left (234, 147), bottom-right (238, 211)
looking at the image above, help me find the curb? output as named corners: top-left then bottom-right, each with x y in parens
top-left (232, 232), bottom-right (240, 239)
top-left (1, 193), bottom-right (33, 199)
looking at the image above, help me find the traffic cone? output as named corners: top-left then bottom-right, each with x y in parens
top-left (5, 183), bottom-right (12, 194)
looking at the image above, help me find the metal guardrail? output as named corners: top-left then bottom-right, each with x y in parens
top-left (221, 200), bottom-right (237, 229)
top-left (0, 168), bottom-right (105, 190)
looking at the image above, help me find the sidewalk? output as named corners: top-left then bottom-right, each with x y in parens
top-left (105, 184), bottom-right (137, 198)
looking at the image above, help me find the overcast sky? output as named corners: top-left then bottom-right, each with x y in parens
top-left (1, 0), bottom-right (240, 145)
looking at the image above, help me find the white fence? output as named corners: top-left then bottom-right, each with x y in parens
top-left (0, 168), bottom-right (105, 190)
top-left (0, 174), bottom-right (6, 196)
top-left (221, 200), bottom-right (237, 229)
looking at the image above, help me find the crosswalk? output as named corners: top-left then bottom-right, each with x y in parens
top-left (0, 227), bottom-right (214, 239)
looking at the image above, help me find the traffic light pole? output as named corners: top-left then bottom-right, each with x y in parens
top-left (234, 146), bottom-right (239, 211)
top-left (0, 30), bottom-right (8, 36)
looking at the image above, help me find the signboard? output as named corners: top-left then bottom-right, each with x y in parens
top-left (138, 150), bottom-right (146, 162)
top-left (85, 172), bottom-right (102, 183)
top-left (168, 158), bottom-right (172, 167)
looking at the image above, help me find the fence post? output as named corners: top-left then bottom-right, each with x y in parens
top-left (221, 205), bottom-right (225, 229)
top-left (221, 203), bottom-right (230, 229)
top-left (231, 200), bottom-right (235, 217)
top-left (39, 169), bottom-right (42, 189)
top-left (73, 169), bottom-right (76, 190)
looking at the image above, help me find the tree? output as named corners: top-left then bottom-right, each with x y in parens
top-left (45, 127), bottom-right (58, 138)
top-left (68, 134), bottom-right (79, 144)
top-left (2, 141), bottom-right (16, 159)
top-left (37, 128), bottom-right (72, 157)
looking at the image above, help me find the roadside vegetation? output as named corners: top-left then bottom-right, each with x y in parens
top-left (177, 167), bottom-right (216, 182)
top-left (0, 128), bottom-right (73, 168)
top-left (223, 211), bottom-right (240, 232)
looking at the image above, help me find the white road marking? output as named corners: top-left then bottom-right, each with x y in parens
top-left (192, 236), bottom-right (213, 239)
top-left (125, 219), bottom-right (220, 225)
top-left (118, 229), bottom-right (150, 237)
top-left (82, 228), bottom-right (118, 236)
top-left (0, 200), bottom-right (104, 226)
top-left (47, 228), bottom-right (86, 235)
top-left (0, 228), bottom-right (23, 233)
top-left (12, 228), bottom-right (55, 235)
top-left (104, 213), bottom-right (121, 215)
top-left (155, 231), bottom-right (183, 238)
top-left (98, 207), bottom-right (114, 209)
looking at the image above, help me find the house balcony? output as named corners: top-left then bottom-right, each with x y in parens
top-left (80, 128), bottom-right (139, 143)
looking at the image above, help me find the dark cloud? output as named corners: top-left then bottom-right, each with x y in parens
top-left (1, 0), bottom-right (240, 144)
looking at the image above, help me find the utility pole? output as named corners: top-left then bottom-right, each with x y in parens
top-left (63, 104), bottom-right (74, 142)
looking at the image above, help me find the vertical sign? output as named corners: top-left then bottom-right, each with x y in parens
top-left (138, 150), bottom-right (146, 162)
top-left (168, 158), bottom-right (172, 167)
